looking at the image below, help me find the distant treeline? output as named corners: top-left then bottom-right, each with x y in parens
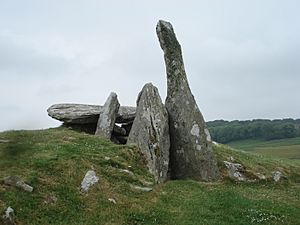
top-left (207, 119), bottom-right (300, 144)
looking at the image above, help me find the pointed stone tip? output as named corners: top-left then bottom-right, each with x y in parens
top-left (144, 82), bottom-right (154, 88)
top-left (157, 20), bottom-right (173, 32)
top-left (109, 92), bottom-right (118, 98)
top-left (156, 20), bottom-right (180, 52)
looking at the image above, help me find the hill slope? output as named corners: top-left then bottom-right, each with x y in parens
top-left (1, 127), bottom-right (300, 225)
top-left (228, 137), bottom-right (300, 160)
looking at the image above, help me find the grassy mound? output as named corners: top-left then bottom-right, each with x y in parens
top-left (0, 127), bottom-right (299, 225)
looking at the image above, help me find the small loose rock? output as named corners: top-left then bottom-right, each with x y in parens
top-left (80, 170), bottom-right (99, 192)
top-left (3, 176), bottom-right (33, 192)
top-left (255, 173), bottom-right (266, 181)
top-left (224, 161), bottom-right (246, 181)
top-left (272, 171), bottom-right (282, 182)
top-left (2, 207), bottom-right (16, 225)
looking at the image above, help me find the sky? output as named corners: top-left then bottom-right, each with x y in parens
top-left (0, 0), bottom-right (300, 131)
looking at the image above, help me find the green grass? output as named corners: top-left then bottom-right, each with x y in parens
top-left (228, 137), bottom-right (300, 159)
top-left (1, 127), bottom-right (300, 225)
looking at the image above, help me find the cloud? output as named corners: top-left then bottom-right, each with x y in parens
top-left (0, 0), bottom-right (300, 131)
top-left (0, 34), bottom-right (69, 79)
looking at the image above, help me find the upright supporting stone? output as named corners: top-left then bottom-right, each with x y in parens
top-left (128, 83), bottom-right (170, 183)
top-left (156, 20), bottom-right (219, 181)
top-left (95, 92), bottom-right (120, 139)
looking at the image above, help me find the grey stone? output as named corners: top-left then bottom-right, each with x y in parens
top-left (255, 173), bottom-right (266, 180)
top-left (95, 92), bottom-right (120, 139)
top-left (156, 20), bottom-right (219, 181)
top-left (47, 103), bottom-right (136, 124)
top-left (224, 161), bottom-right (246, 181)
top-left (80, 170), bottom-right (99, 192)
top-left (3, 176), bottom-right (33, 192)
top-left (272, 171), bottom-right (284, 182)
top-left (128, 83), bottom-right (170, 183)
top-left (0, 139), bottom-right (10, 143)
top-left (1, 207), bottom-right (16, 225)
top-left (113, 125), bottom-right (127, 136)
top-left (121, 122), bottom-right (133, 135)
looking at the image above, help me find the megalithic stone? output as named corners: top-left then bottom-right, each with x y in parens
top-left (128, 83), bottom-right (170, 183)
top-left (95, 92), bottom-right (120, 139)
top-left (156, 20), bottom-right (219, 181)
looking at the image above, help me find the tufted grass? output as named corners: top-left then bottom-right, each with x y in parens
top-left (0, 127), bottom-right (299, 224)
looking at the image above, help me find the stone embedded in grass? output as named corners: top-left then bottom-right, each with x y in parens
top-left (1, 206), bottom-right (16, 225)
top-left (80, 170), bottom-right (99, 192)
top-left (272, 171), bottom-right (285, 182)
top-left (128, 83), bottom-right (170, 183)
top-left (3, 176), bottom-right (33, 192)
top-left (223, 161), bottom-right (246, 181)
top-left (254, 173), bottom-right (266, 180)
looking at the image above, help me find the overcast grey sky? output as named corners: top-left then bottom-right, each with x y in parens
top-left (0, 0), bottom-right (299, 131)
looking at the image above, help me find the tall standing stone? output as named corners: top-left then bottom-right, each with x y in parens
top-left (128, 83), bottom-right (170, 183)
top-left (156, 20), bottom-right (219, 180)
top-left (95, 92), bottom-right (120, 139)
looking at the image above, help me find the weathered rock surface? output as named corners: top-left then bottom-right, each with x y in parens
top-left (224, 161), bottom-right (246, 181)
top-left (1, 207), bottom-right (16, 225)
top-left (80, 170), bottom-right (99, 192)
top-left (3, 176), bottom-right (33, 192)
top-left (113, 125), bottom-right (127, 136)
top-left (95, 92), bottom-right (120, 139)
top-left (47, 103), bottom-right (136, 124)
top-left (128, 83), bottom-right (170, 183)
top-left (121, 122), bottom-right (133, 135)
top-left (272, 171), bottom-right (285, 182)
top-left (156, 20), bottom-right (219, 180)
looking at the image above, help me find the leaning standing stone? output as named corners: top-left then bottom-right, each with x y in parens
top-left (128, 83), bottom-right (170, 183)
top-left (95, 92), bottom-right (120, 139)
top-left (156, 20), bottom-right (219, 181)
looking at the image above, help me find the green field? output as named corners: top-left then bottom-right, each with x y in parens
top-left (228, 137), bottom-right (300, 160)
top-left (1, 127), bottom-right (300, 225)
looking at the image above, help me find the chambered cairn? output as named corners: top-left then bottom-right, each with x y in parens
top-left (47, 20), bottom-right (219, 182)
